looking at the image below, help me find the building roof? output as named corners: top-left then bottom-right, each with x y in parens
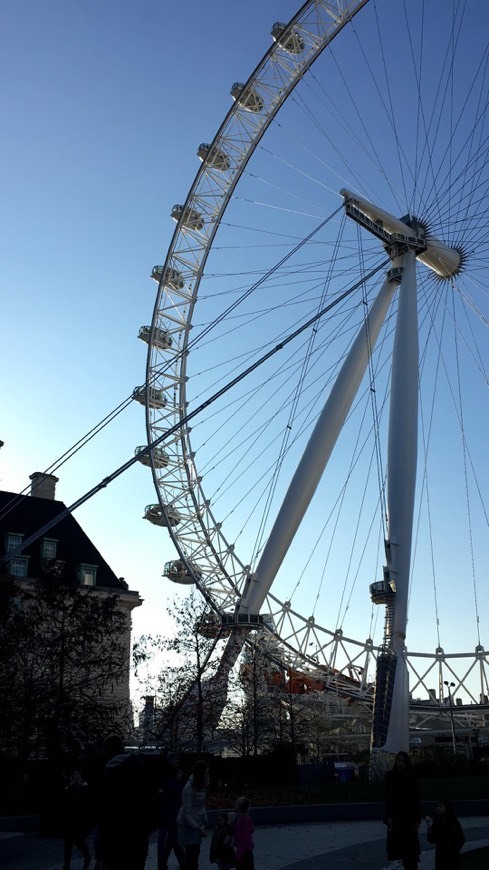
top-left (0, 488), bottom-right (132, 592)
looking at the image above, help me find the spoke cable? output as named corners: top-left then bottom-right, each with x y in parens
top-left (1, 258), bottom-right (390, 564)
top-left (452, 286), bottom-right (482, 645)
top-left (358, 223), bottom-right (388, 539)
top-left (250, 215), bottom-right (348, 568)
top-left (0, 207), bottom-right (344, 527)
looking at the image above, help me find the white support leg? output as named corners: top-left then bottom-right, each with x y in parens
top-left (240, 273), bottom-right (397, 616)
top-left (387, 250), bottom-right (418, 640)
top-left (379, 250), bottom-right (419, 754)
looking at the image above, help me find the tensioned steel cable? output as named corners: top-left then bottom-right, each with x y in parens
top-left (0, 207), bottom-right (344, 525)
top-left (249, 213), bottom-right (348, 569)
top-left (1, 257), bottom-right (389, 564)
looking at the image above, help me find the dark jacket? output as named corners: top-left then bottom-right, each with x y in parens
top-left (63, 780), bottom-right (91, 834)
top-left (427, 815), bottom-right (465, 870)
top-left (384, 767), bottom-right (421, 862)
top-left (101, 752), bottom-right (159, 837)
top-left (159, 774), bottom-right (184, 827)
top-left (209, 822), bottom-right (235, 867)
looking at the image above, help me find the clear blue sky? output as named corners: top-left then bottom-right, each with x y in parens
top-left (1, 1), bottom-right (488, 701)
top-left (0, 0), bottom-right (299, 641)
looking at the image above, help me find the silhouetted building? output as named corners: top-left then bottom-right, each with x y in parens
top-left (0, 472), bottom-right (141, 731)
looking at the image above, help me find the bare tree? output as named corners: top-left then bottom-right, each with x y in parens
top-left (134, 590), bottom-right (228, 753)
top-left (0, 575), bottom-right (129, 761)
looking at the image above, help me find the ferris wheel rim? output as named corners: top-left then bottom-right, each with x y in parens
top-left (140, 0), bottom-right (489, 709)
top-left (144, 0), bottom-right (371, 619)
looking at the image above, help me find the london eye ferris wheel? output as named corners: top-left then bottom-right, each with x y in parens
top-left (134, 0), bottom-right (489, 751)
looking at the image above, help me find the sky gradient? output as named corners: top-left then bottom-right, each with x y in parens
top-left (2, 1), bottom-right (488, 701)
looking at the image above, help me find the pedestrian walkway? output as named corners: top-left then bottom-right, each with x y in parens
top-left (0, 817), bottom-right (487, 869)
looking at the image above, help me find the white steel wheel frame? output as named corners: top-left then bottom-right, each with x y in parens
top-left (142, 0), bottom-right (489, 726)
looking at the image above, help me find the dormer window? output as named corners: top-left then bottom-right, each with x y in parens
top-left (41, 538), bottom-right (58, 560)
top-left (79, 564), bottom-right (97, 586)
top-left (5, 533), bottom-right (23, 553)
top-left (9, 556), bottom-right (29, 578)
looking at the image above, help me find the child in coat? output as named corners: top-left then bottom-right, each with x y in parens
top-left (234, 797), bottom-right (254, 870)
top-left (427, 800), bottom-right (465, 870)
top-left (209, 812), bottom-right (235, 870)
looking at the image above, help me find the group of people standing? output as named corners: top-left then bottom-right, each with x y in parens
top-left (62, 746), bottom-right (254, 870)
top-left (384, 751), bottom-right (465, 870)
top-left (61, 741), bottom-right (466, 870)
top-left (158, 758), bottom-right (254, 870)
top-left (160, 749), bottom-right (466, 870)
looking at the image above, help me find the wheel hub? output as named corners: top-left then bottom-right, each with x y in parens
top-left (340, 188), bottom-right (464, 279)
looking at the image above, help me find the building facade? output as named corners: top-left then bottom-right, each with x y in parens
top-left (0, 472), bottom-right (141, 746)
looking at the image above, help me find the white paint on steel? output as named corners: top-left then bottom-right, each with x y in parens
top-left (241, 272), bottom-right (398, 616)
top-left (340, 189), bottom-right (462, 278)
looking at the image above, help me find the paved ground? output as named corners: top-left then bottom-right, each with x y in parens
top-left (0, 818), bottom-right (488, 870)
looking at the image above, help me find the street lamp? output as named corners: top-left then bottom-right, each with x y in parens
top-left (444, 681), bottom-right (457, 755)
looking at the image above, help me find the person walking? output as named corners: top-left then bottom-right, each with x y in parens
top-left (384, 751), bottom-right (421, 870)
top-left (177, 760), bottom-right (209, 870)
top-left (157, 755), bottom-right (185, 870)
top-left (97, 735), bottom-right (159, 870)
top-left (234, 797), bottom-right (254, 870)
top-left (426, 800), bottom-right (465, 870)
top-left (62, 770), bottom-right (91, 870)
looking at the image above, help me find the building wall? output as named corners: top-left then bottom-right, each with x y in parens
top-left (0, 478), bottom-right (142, 742)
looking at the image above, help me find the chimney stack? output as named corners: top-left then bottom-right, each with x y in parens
top-left (29, 472), bottom-right (59, 500)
